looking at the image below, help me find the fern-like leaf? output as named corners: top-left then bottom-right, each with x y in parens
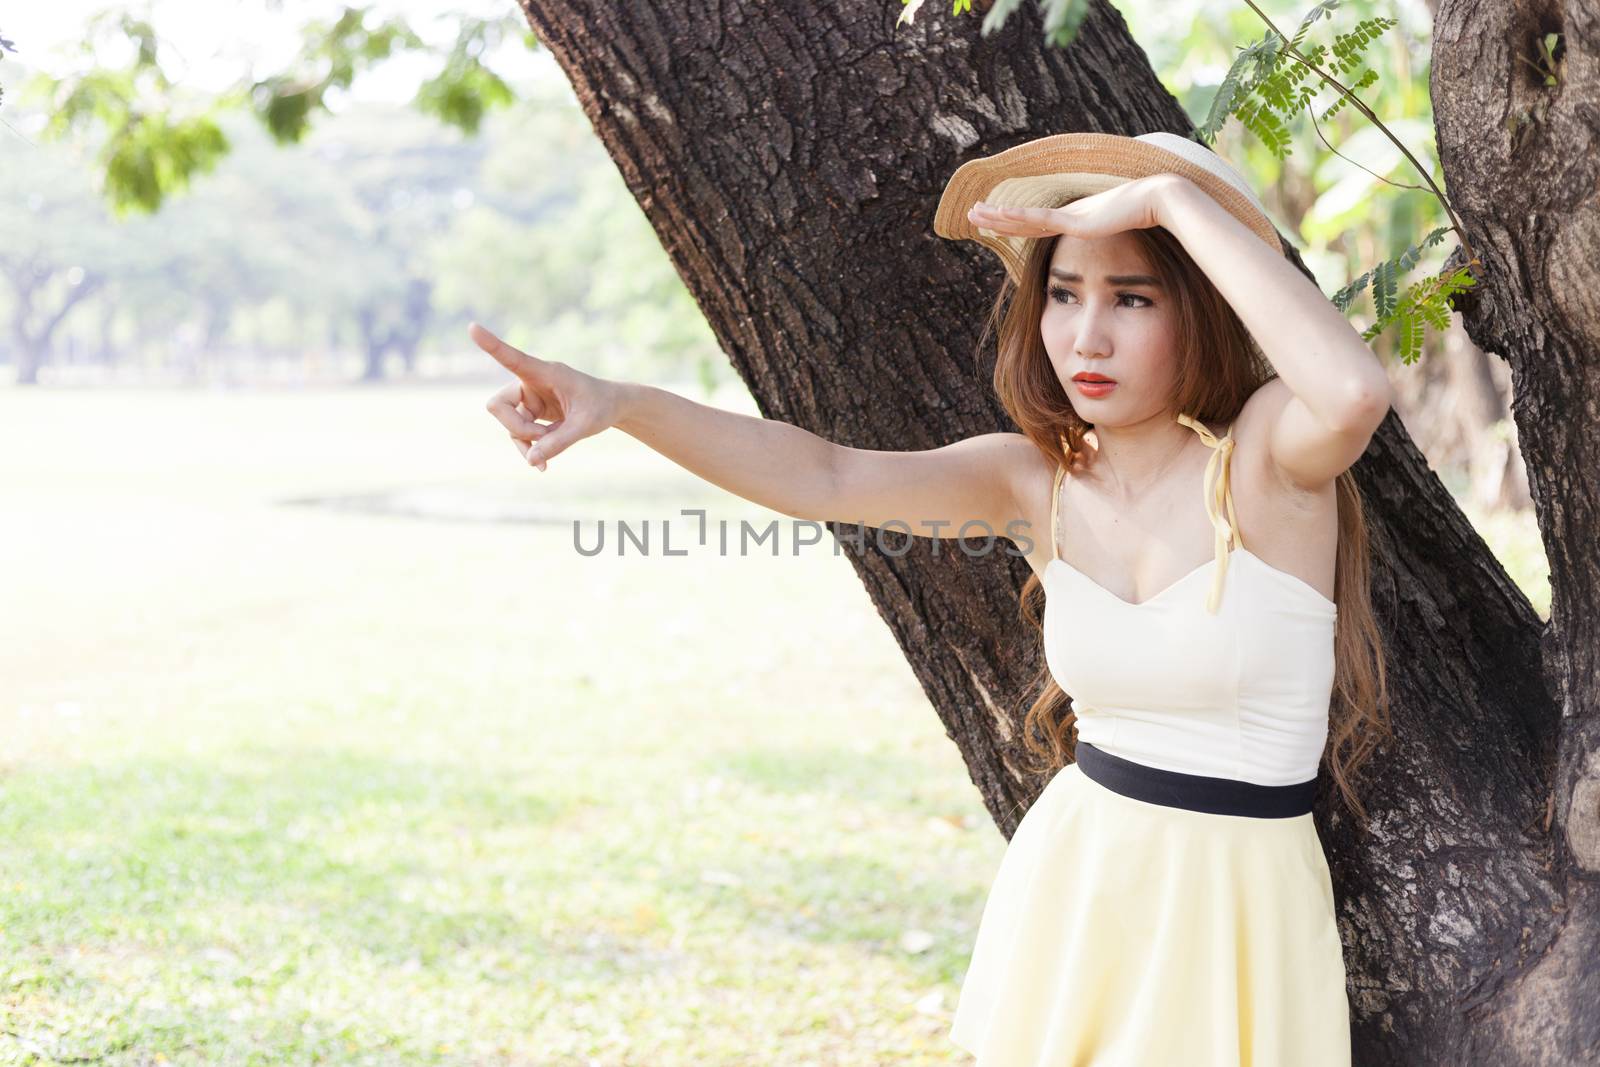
top-left (1330, 17), bottom-right (1397, 76)
top-left (1235, 95), bottom-right (1293, 159)
top-left (1287, 1), bottom-right (1343, 53)
top-left (1197, 55), bottom-right (1251, 143)
top-left (1331, 269), bottom-right (1373, 314)
top-left (1320, 67), bottom-right (1378, 121)
top-left (1397, 306), bottom-right (1424, 363)
top-left (1394, 227), bottom-right (1452, 274)
top-left (1372, 258), bottom-right (1399, 321)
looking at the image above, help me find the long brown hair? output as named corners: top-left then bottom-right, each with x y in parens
top-left (984, 222), bottom-right (1392, 825)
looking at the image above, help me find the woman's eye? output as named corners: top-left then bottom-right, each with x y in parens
top-left (1047, 286), bottom-right (1151, 308)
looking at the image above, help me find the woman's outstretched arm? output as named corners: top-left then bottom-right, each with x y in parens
top-left (473, 323), bottom-right (1036, 544)
top-left (619, 381), bottom-right (1034, 536)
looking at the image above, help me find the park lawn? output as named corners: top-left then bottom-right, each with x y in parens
top-left (0, 383), bottom-right (1001, 1066)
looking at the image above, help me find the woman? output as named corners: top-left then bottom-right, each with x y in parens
top-left (474, 131), bottom-right (1393, 1065)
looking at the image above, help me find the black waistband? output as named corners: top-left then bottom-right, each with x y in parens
top-left (1074, 741), bottom-right (1317, 818)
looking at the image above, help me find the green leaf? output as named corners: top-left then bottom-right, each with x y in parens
top-left (1287, 1), bottom-right (1343, 53)
top-left (102, 112), bottom-right (231, 216)
top-left (980, 0), bottom-right (1025, 37)
top-left (1397, 306), bottom-right (1423, 364)
top-left (253, 78), bottom-right (323, 145)
top-left (1330, 17), bottom-right (1397, 77)
top-left (1330, 270), bottom-right (1372, 314)
top-left (1371, 258), bottom-right (1398, 320)
top-left (1235, 95), bottom-right (1293, 159)
top-left (1392, 226), bottom-right (1452, 274)
top-left (414, 59), bottom-right (514, 136)
top-left (1039, 0), bottom-right (1091, 48)
top-left (1195, 56), bottom-right (1249, 144)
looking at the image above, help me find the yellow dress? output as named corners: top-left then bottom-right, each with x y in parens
top-left (948, 415), bottom-right (1352, 1066)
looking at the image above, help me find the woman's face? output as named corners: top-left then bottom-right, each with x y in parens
top-left (1039, 232), bottom-right (1181, 426)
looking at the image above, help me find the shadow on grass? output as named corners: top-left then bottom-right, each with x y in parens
top-left (0, 747), bottom-right (574, 959)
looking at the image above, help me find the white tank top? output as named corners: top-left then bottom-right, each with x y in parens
top-left (1041, 414), bottom-right (1338, 786)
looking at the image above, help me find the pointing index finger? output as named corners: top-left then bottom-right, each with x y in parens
top-left (468, 322), bottom-right (533, 373)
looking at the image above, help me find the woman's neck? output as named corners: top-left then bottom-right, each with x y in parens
top-left (1081, 412), bottom-right (1200, 503)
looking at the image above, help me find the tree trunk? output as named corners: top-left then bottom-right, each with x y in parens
top-left (7, 270), bottom-right (42, 386)
top-left (357, 305), bottom-right (386, 382)
top-left (8, 270), bottom-right (103, 386)
top-left (1430, 0), bottom-right (1600, 1060)
top-left (397, 277), bottom-right (433, 374)
top-left (14, 337), bottom-right (45, 387)
top-left (519, 1), bottom-right (1566, 1059)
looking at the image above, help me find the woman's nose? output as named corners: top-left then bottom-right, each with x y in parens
top-left (1073, 308), bottom-right (1113, 358)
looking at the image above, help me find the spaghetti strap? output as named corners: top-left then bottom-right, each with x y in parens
top-left (1049, 463), bottom-right (1067, 562)
top-left (1175, 414), bottom-right (1244, 615)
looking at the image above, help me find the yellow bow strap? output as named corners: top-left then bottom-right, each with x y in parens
top-left (1175, 413), bottom-right (1244, 615)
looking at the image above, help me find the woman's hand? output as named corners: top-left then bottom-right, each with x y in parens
top-left (966, 173), bottom-right (1181, 242)
top-left (473, 322), bottom-right (625, 472)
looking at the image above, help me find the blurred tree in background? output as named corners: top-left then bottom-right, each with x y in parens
top-left (0, 4), bottom-right (727, 392)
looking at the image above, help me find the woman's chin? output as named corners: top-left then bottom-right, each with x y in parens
top-left (1069, 396), bottom-right (1118, 419)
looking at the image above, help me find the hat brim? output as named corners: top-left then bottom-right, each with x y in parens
top-left (934, 131), bottom-right (1284, 286)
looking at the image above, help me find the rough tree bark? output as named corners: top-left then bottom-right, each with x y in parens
top-left (1430, 1), bottom-right (1600, 1061)
top-left (519, 0), bottom-right (1578, 1061)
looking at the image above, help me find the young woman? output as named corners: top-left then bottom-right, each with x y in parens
top-left (473, 130), bottom-right (1394, 1066)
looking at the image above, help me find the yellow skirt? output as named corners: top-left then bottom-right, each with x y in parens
top-left (949, 747), bottom-right (1351, 1066)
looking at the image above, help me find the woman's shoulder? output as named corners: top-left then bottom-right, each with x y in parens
top-left (989, 431), bottom-right (1063, 485)
top-left (1230, 377), bottom-right (1331, 501)
top-left (930, 431), bottom-right (1058, 522)
top-left (984, 433), bottom-right (1066, 559)
top-left (1230, 379), bottom-right (1340, 535)
top-left (956, 431), bottom-right (1058, 468)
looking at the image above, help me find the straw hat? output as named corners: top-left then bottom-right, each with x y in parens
top-left (933, 130), bottom-right (1283, 287)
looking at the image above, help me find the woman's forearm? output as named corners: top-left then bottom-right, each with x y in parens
top-left (1157, 177), bottom-right (1394, 428)
top-left (613, 382), bottom-right (840, 521)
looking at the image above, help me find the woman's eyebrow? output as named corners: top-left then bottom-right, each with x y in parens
top-left (1048, 269), bottom-right (1163, 287)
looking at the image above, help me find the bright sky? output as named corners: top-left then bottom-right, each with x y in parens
top-left (6, 0), bottom-right (554, 101)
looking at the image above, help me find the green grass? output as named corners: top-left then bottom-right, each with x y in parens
top-left (0, 382), bottom-right (1000, 1065)
top-left (0, 382), bottom-right (1549, 1064)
